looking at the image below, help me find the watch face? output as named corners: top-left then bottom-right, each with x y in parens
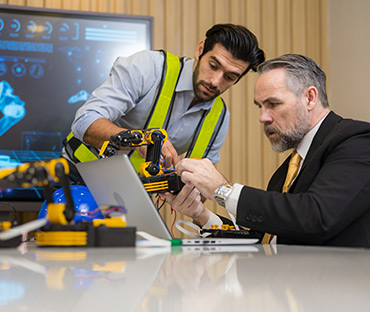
top-left (214, 184), bottom-right (233, 207)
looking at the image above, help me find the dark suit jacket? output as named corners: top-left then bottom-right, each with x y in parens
top-left (237, 112), bottom-right (370, 247)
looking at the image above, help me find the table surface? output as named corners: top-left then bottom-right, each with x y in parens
top-left (1, 242), bottom-right (369, 312)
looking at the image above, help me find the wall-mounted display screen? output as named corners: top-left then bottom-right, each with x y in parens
top-left (0, 5), bottom-right (153, 201)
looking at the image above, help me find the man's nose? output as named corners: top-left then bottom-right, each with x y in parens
top-left (209, 71), bottom-right (224, 87)
top-left (259, 107), bottom-right (273, 124)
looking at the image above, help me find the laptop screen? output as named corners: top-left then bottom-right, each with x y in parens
top-left (76, 154), bottom-right (172, 239)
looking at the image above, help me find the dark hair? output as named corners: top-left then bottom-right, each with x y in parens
top-left (200, 23), bottom-right (265, 77)
top-left (258, 54), bottom-right (329, 108)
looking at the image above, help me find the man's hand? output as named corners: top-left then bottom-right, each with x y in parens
top-left (135, 145), bottom-right (148, 159)
top-left (176, 158), bottom-right (228, 201)
top-left (159, 140), bottom-right (179, 167)
top-left (159, 184), bottom-right (210, 227)
top-left (136, 139), bottom-right (179, 168)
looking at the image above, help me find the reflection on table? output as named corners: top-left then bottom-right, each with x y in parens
top-left (1, 242), bottom-right (370, 311)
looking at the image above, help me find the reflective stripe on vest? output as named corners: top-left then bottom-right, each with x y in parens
top-left (65, 132), bottom-right (99, 163)
top-left (186, 96), bottom-right (226, 159)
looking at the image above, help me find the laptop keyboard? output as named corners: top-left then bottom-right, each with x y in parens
top-left (200, 229), bottom-right (254, 239)
top-left (200, 224), bottom-right (262, 240)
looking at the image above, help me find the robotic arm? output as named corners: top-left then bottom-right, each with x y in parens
top-left (100, 129), bottom-right (147, 157)
top-left (0, 158), bottom-right (75, 224)
top-left (99, 128), bottom-right (167, 176)
top-left (99, 128), bottom-right (184, 194)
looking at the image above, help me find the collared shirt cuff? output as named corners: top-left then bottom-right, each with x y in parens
top-left (225, 183), bottom-right (243, 216)
top-left (202, 211), bottom-right (223, 229)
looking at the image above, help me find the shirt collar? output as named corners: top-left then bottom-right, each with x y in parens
top-left (175, 58), bottom-right (214, 111)
top-left (296, 113), bottom-right (329, 160)
top-left (176, 58), bottom-right (195, 92)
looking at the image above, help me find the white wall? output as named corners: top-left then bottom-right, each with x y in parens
top-left (328, 0), bottom-right (370, 122)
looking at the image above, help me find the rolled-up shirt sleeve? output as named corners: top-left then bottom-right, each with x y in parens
top-left (71, 51), bottom-right (162, 141)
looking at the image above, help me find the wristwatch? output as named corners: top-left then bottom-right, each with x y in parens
top-left (214, 183), bottom-right (234, 207)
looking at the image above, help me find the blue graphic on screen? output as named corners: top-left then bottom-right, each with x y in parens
top-left (0, 7), bottom-right (151, 200)
top-left (68, 90), bottom-right (91, 104)
top-left (0, 80), bottom-right (26, 136)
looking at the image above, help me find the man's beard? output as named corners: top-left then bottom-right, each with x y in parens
top-left (264, 104), bottom-right (311, 153)
top-left (192, 61), bottom-right (221, 102)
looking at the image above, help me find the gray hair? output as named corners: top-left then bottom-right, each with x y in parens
top-left (257, 54), bottom-right (329, 108)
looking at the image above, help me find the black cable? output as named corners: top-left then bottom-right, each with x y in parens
top-left (157, 198), bottom-right (167, 211)
top-left (0, 202), bottom-right (18, 226)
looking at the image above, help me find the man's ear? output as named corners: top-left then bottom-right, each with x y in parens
top-left (306, 86), bottom-right (318, 110)
top-left (195, 40), bottom-right (205, 59)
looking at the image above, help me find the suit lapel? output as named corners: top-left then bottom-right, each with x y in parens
top-left (301, 111), bottom-right (342, 172)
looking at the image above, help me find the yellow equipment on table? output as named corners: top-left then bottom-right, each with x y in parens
top-left (0, 158), bottom-right (135, 247)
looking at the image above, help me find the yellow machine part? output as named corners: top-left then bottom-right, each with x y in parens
top-left (36, 231), bottom-right (87, 246)
top-left (139, 162), bottom-right (163, 177)
top-left (47, 203), bottom-right (69, 225)
top-left (142, 181), bottom-right (169, 192)
top-left (0, 221), bottom-right (12, 231)
top-left (99, 140), bottom-right (110, 156)
top-left (93, 217), bottom-right (127, 228)
top-left (0, 158), bottom-right (69, 183)
top-left (143, 128), bottom-right (167, 144)
top-left (0, 163), bottom-right (30, 179)
top-left (47, 158), bottom-right (70, 181)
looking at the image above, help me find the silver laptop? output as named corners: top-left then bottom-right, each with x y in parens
top-left (76, 154), bottom-right (258, 245)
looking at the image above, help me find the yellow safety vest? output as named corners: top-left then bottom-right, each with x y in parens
top-left (64, 50), bottom-right (227, 171)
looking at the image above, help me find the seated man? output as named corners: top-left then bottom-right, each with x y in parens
top-left (161, 54), bottom-right (370, 248)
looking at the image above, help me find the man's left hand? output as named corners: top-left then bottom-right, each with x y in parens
top-left (159, 184), bottom-right (210, 227)
top-left (175, 158), bottom-right (228, 201)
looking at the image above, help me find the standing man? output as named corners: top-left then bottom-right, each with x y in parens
top-left (165, 54), bottom-right (370, 248)
top-left (63, 24), bottom-right (265, 175)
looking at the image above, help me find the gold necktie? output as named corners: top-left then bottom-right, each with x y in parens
top-left (282, 151), bottom-right (302, 193)
top-left (261, 151), bottom-right (302, 244)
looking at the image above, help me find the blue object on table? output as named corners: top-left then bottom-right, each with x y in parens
top-left (37, 185), bottom-right (103, 222)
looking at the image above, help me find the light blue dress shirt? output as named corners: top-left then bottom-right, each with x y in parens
top-left (71, 50), bottom-right (230, 164)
